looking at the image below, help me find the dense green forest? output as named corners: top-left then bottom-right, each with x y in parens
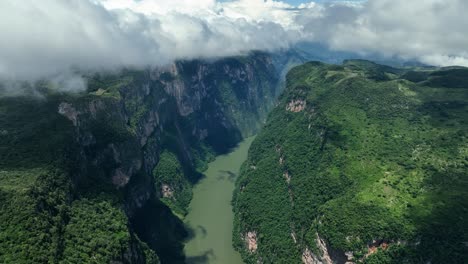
top-left (233, 60), bottom-right (468, 263)
top-left (0, 94), bottom-right (158, 263)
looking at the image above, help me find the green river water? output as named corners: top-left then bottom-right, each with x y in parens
top-left (184, 137), bottom-right (255, 264)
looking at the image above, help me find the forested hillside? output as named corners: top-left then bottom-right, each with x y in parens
top-left (233, 60), bottom-right (468, 264)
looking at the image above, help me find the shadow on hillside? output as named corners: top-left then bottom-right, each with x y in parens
top-left (410, 167), bottom-right (468, 263)
top-left (0, 96), bottom-right (75, 170)
top-left (131, 198), bottom-right (188, 264)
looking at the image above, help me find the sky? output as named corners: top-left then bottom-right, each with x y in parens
top-left (223, 0), bottom-right (363, 5)
top-left (0, 0), bottom-right (467, 84)
top-left (285, 0), bottom-right (308, 4)
top-left (254, 0), bottom-right (306, 5)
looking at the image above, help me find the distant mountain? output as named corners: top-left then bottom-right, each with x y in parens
top-left (233, 60), bottom-right (468, 263)
top-left (293, 42), bottom-right (429, 68)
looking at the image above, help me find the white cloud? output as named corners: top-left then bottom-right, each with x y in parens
top-left (0, 0), bottom-right (301, 81)
top-left (297, 0), bottom-right (468, 67)
top-left (0, 0), bottom-right (467, 83)
top-left (98, 0), bottom-right (217, 15)
top-left (0, 0), bottom-right (163, 80)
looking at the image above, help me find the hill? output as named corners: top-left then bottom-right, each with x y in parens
top-left (233, 60), bottom-right (468, 263)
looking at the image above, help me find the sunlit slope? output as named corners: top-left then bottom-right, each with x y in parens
top-left (233, 60), bottom-right (468, 264)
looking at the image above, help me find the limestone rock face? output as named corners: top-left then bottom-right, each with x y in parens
top-left (58, 102), bottom-right (79, 126)
top-left (246, 231), bottom-right (258, 253)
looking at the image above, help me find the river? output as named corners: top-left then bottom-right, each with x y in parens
top-left (184, 137), bottom-right (255, 264)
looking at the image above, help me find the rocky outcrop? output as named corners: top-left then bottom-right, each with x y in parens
top-left (315, 234), bottom-right (334, 264)
top-left (302, 247), bottom-right (322, 264)
top-left (363, 239), bottom-right (390, 259)
top-left (283, 171), bottom-right (291, 184)
top-left (286, 99), bottom-right (306, 112)
top-left (161, 184), bottom-right (174, 198)
top-left (301, 233), bottom-right (352, 264)
top-left (245, 231), bottom-right (258, 253)
top-left (291, 232), bottom-right (297, 244)
top-left (58, 102), bottom-right (79, 126)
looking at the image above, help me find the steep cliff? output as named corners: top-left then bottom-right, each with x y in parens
top-left (0, 52), bottom-right (292, 263)
top-left (233, 60), bottom-right (468, 263)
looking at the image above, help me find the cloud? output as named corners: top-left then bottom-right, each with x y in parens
top-left (0, 0), bottom-right (164, 81)
top-left (0, 0), bottom-right (301, 82)
top-left (309, 0), bottom-right (468, 66)
top-left (0, 0), bottom-right (467, 83)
